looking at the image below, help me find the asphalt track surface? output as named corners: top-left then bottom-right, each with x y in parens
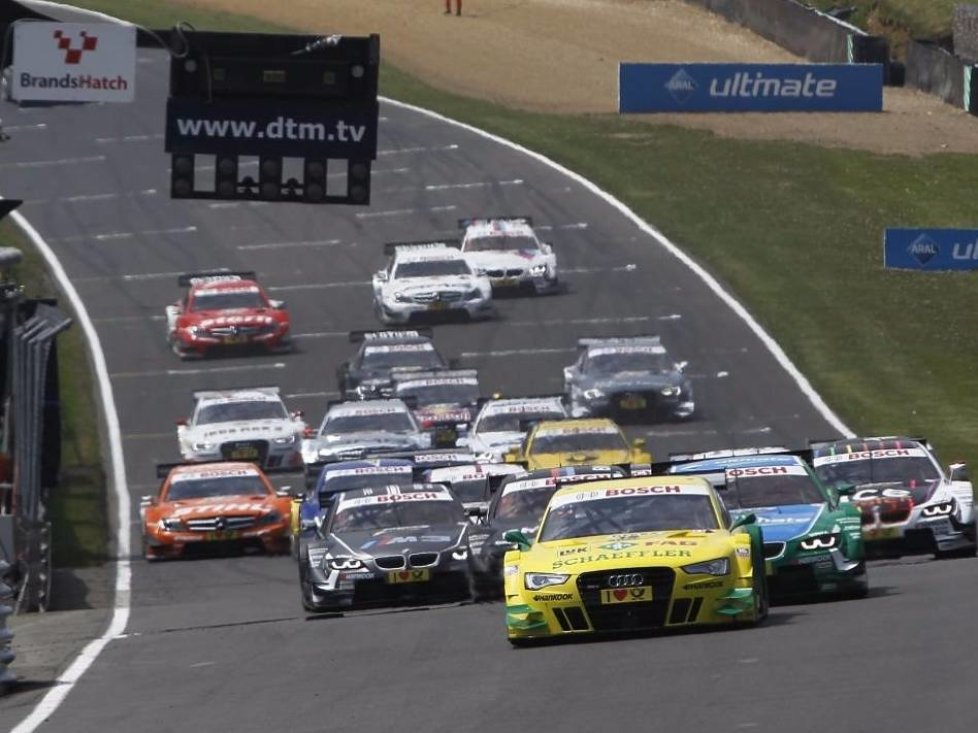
top-left (1, 40), bottom-right (976, 733)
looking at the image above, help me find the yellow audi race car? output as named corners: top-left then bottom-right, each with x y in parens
top-left (503, 475), bottom-right (767, 645)
top-left (505, 418), bottom-right (651, 470)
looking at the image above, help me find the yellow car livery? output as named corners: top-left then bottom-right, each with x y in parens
top-left (503, 475), bottom-right (767, 644)
top-left (505, 418), bottom-right (651, 470)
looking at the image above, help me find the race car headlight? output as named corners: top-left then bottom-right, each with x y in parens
top-left (192, 440), bottom-right (215, 452)
top-left (799, 533), bottom-right (839, 551)
top-left (159, 517), bottom-right (187, 532)
top-left (274, 434), bottom-right (297, 445)
top-left (524, 572), bottom-right (570, 590)
top-left (660, 385), bottom-right (681, 397)
top-left (257, 510), bottom-right (282, 525)
top-left (681, 558), bottom-right (730, 576)
top-left (529, 264), bottom-right (548, 276)
top-left (328, 557), bottom-right (365, 571)
top-left (465, 288), bottom-right (482, 301)
top-left (583, 388), bottom-right (605, 400)
top-left (394, 292), bottom-right (410, 302)
top-left (451, 548), bottom-right (469, 561)
top-left (922, 501), bottom-right (955, 517)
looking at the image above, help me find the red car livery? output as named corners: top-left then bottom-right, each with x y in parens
top-left (165, 270), bottom-right (291, 358)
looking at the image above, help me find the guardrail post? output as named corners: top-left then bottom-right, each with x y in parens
top-left (0, 560), bottom-right (17, 693)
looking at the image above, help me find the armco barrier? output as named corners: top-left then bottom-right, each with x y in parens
top-left (683, 0), bottom-right (892, 79)
top-left (0, 560), bottom-right (16, 693)
top-left (904, 40), bottom-right (972, 111)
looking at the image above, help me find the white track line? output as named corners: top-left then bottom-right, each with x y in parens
top-left (0, 155), bottom-right (106, 169)
top-left (237, 239), bottom-right (341, 251)
top-left (110, 362), bottom-right (287, 379)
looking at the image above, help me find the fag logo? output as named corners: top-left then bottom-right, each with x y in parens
top-left (53, 30), bottom-right (98, 65)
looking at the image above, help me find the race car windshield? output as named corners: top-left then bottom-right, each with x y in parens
top-left (586, 351), bottom-right (672, 374)
top-left (813, 456), bottom-right (940, 488)
top-left (360, 347), bottom-right (443, 370)
top-left (323, 412), bottom-right (416, 435)
top-left (332, 501), bottom-right (461, 531)
top-left (322, 473), bottom-right (413, 495)
top-left (464, 235), bottom-right (539, 252)
top-left (443, 479), bottom-right (486, 503)
top-left (196, 400), bottom-right (289, 425)
top-left (531, 432), bottom-right (628, 455)
top-left (722, 474), bottom-right (825, 509)
top-left (495, 487), bottom-right (557, 520)
top-left (478, 408), bottom-right (565, 433)
top-left (190, 291), bottom-right (266, 311)
top-left (395, 260), bottom-right (471, 278)
top-left (166, 475), bottom-right (268, 500)
top-left (539, 495), bottom-right (719, 541)
top-left (396, 383), bottom-right (479, 406)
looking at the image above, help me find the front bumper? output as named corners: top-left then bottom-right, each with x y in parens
top-left (145, 523), bottom-right (290, 559)
top-left (861, 515), bottom-right (976, 557)
top-left (305, 563), bottom-right (471, 610)
top-left (378, 297), bottom-right (494, 324)
top-left (571, 390), bottom-right (695, 421)
top-left (173, 327), bottom-right (290, 355)
top-left (505, 567), bottom-right (759, 641)
top-left (764, 546), bottom-right (867, 597)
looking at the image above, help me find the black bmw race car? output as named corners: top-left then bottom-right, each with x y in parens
top-left (336, 329), bottom-right (454, 401)
top-left (467, 465), bottom-right (627, 600)
top-left (299, 484), bottom-right (474, 612)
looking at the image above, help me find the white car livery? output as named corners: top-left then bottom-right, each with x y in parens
top-left (459, 396), bottom-right (569, 461)
top-left (811, 437), bottom-right (976, 558)
top-left (458, 216), bottom-right (558, 293)
top-left (177, 387), bottom-right (306, 471)
top-left (425, 462), bottom-right (526, 519)
top-left (372, 242), bottom-right (494, 325)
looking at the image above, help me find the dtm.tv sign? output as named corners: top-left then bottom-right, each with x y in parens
top-left (619, 63), bottom-right (883, 113)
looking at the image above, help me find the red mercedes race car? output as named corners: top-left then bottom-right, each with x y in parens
top-left (165, 271), bottom-right (292, 358)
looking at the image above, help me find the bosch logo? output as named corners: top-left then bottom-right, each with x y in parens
top-left (606, 573), bottom-right (644, 588)
top-left (54, 30), bottom-right (98, 65)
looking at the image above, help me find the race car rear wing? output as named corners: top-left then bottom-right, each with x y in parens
top-left (382, 240), bottom-right (459, 257)
top-left (358, 448), bottom-right (479, 474)
top-left (808, 435), bottom-right (933, 453)
top-left (349, 327), bottom-right (434, 343)
top-left (577, 335), bottom-right (662, 349)
top-left (177, 270), bottom-right (257, 287)
top-left (390, 368), bottom-right (480, 384)
top-left (458, 216), bottom-right (533, 229)
top-left (668, 446), bottom-right (792, 462)
top-left (648, 447), bottom-right (815, 476)
top-left (192, 386), bottom-right (281, 400)
top-left (154, 458), bottom-right (265, 479)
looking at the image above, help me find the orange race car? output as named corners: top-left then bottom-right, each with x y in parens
top-left (141, 462), bottom-right (294, 560)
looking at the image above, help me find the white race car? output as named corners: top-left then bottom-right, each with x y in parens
top-left (372, 242), bottom-right (494, 325)
top-left (458, 216), bottom-right (558, 294)
top-left (458, 395), bottom-right (568, 461)
top-left (176, 387), bottom-right (306, 471)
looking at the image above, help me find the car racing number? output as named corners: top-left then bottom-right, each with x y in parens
top-left (599, 586), bottom-right (652, 604)
top-left (386, 569), bottom-right (431, 584)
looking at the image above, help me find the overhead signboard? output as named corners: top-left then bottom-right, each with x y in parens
top-left (883, 228), bottom-right (978, 271)
top-left (618, 63), bottom-right (883, 113)
top-left (10, 22), bottom-right (136, 103)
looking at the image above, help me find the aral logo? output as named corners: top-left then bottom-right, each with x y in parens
top-left (907, 233), bottom-right (939, 265)
top-left (665, 68), bottom-right (697, 103)
top-left (54, 29), bottom-right (98, 65)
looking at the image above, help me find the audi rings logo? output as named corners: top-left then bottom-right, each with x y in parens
top-left (606, 573), bottom-right (644, 588)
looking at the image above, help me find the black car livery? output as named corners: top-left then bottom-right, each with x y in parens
top-left (392, 368), bottom-right (481, 448)
top-left (336, 329), bottom-right (451, 401)
top-left (299, 484), bottom-right (474, 611)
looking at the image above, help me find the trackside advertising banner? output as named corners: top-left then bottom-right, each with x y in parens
top-left (618, 63), bottom-right (883, 113)
top-left (883, 229), bottom-right (978, 271)
top-left (165, 98), bottom-right (379, 158)
top-left (11, 22), bottom-right (136, 103)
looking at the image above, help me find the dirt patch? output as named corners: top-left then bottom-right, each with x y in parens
top-left (173, 0), bottom-right (978, 155)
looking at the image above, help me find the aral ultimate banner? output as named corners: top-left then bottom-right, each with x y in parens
top-left (618, 63), bottom-right (884, 113)
top-left (884, 229), bottom-right (978, 271)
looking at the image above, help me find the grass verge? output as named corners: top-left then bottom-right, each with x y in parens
top-left (38, 1), bottom-right (978, 478)
top-left (0, 219), bottom-right (106, 567)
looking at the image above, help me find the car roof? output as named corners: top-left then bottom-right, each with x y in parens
top-left (393, 245), bottom-right (465, 263)
top-left (532, 418), bottom-right (621, 434)
top-left (320, 459), bottom-right (415, 475)
top-left (327, 399), bottom-right (411, 416)
top-left (334, 483), bottom-right (457, 506)
top-left (193, 387), bottom-right (282, 404)
top-left (463, 218), bottom-right (536, 239)
top-left (670, 454), bottom-right (806, 473)
top-left (481, 396), bottom-right (566, 414)
top-left (191, 279), bottom-right (261, 294)
top-left (549, 474), bottom-right (715, 502)
top-left (166, 462), bottom-right (264, 479)
top-left (811, 437), bottom-right (927, 456)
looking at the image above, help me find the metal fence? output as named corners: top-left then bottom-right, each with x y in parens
top-left (0, 560), bottom-right (14, 691)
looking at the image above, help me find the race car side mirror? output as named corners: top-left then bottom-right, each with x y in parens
top-left (632, 437), bottom-right (647, 449)
top-left (375, 270), bottom-right (388, 281)
top-left (140, 495), bottom-right (156, 507)
top-left (949, 463), bottom-right (970, 482)
top-left (834, 483), bottom-right (857, 497)
top-left (269, 299), bottom-right (287, 310)
top-left (176, 417), bottom-right (188, 426)
top-left (563, 366), bottom-right (573, 381)
top-left (729, 513), bottom-right (757, 531)
top-left (503, 528), bottom-right (531, 550)
top-left (275, 487), bottom-right (295, 498)
top-left (291, 410), bottom-right (304, 419)
top-left (676, 361), bottom-right (688, 373)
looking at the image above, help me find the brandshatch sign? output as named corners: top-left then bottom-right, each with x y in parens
top-left (953, 4), bottom-right (978, 62)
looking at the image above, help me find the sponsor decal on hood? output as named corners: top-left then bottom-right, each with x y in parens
top-left (734, 504), bottom-right (823, 541)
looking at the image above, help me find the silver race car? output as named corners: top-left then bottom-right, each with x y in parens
top-left (458, 216), bottom-right (558, 294)
top-left (458, 395), bottom-right (569, 461)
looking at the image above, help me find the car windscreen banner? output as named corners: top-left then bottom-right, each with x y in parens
top-left (618, 63), bottom-right (883, 113)
top-left (883, 229), bottom-right (978, 271)
top-left (10, 21), bottom-right (136, 103)
top-left (165, 97), bottom-right (379, 158)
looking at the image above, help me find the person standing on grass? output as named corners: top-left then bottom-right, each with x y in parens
top-left (445, 0), bottom-right (461, 15)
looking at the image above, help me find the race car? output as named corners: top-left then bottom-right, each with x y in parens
top-left (503, 474), bottom-right (767, 644)
top-left (563, 336), bottom-right (694, 421)
top-left (165, 271), bottom-right (291, 358)
top-left (811, 436), bottom-right (976, 558)
top-left (290, 458), bottom-right (415, 558)
top-left (459, 395), bottom-right (569, 462)
top-left (141, 462), bottom-right (292, 560)
top-left (337, 329), bottom-right (454, 401)
top-left (424, 461), bottom-right (526, 519)
top-left (666, 450), bottom-right (867, 599)
top-left (176, 387), bottom-right (306, 471)
top-left (301, 399), bottom-right (432, 479)
top-left (457, 216), bottom-right (558, 294)
top-left (299, 483), bottom-right (474, 612)
top-left (504, 418), bottom-right (651, 471)
top-left (392, 368), bottom-right (481, 448)
top-left (372, 242), bottom-right (494, 325)
top-left (468, 465), bottom-right (628, 599)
